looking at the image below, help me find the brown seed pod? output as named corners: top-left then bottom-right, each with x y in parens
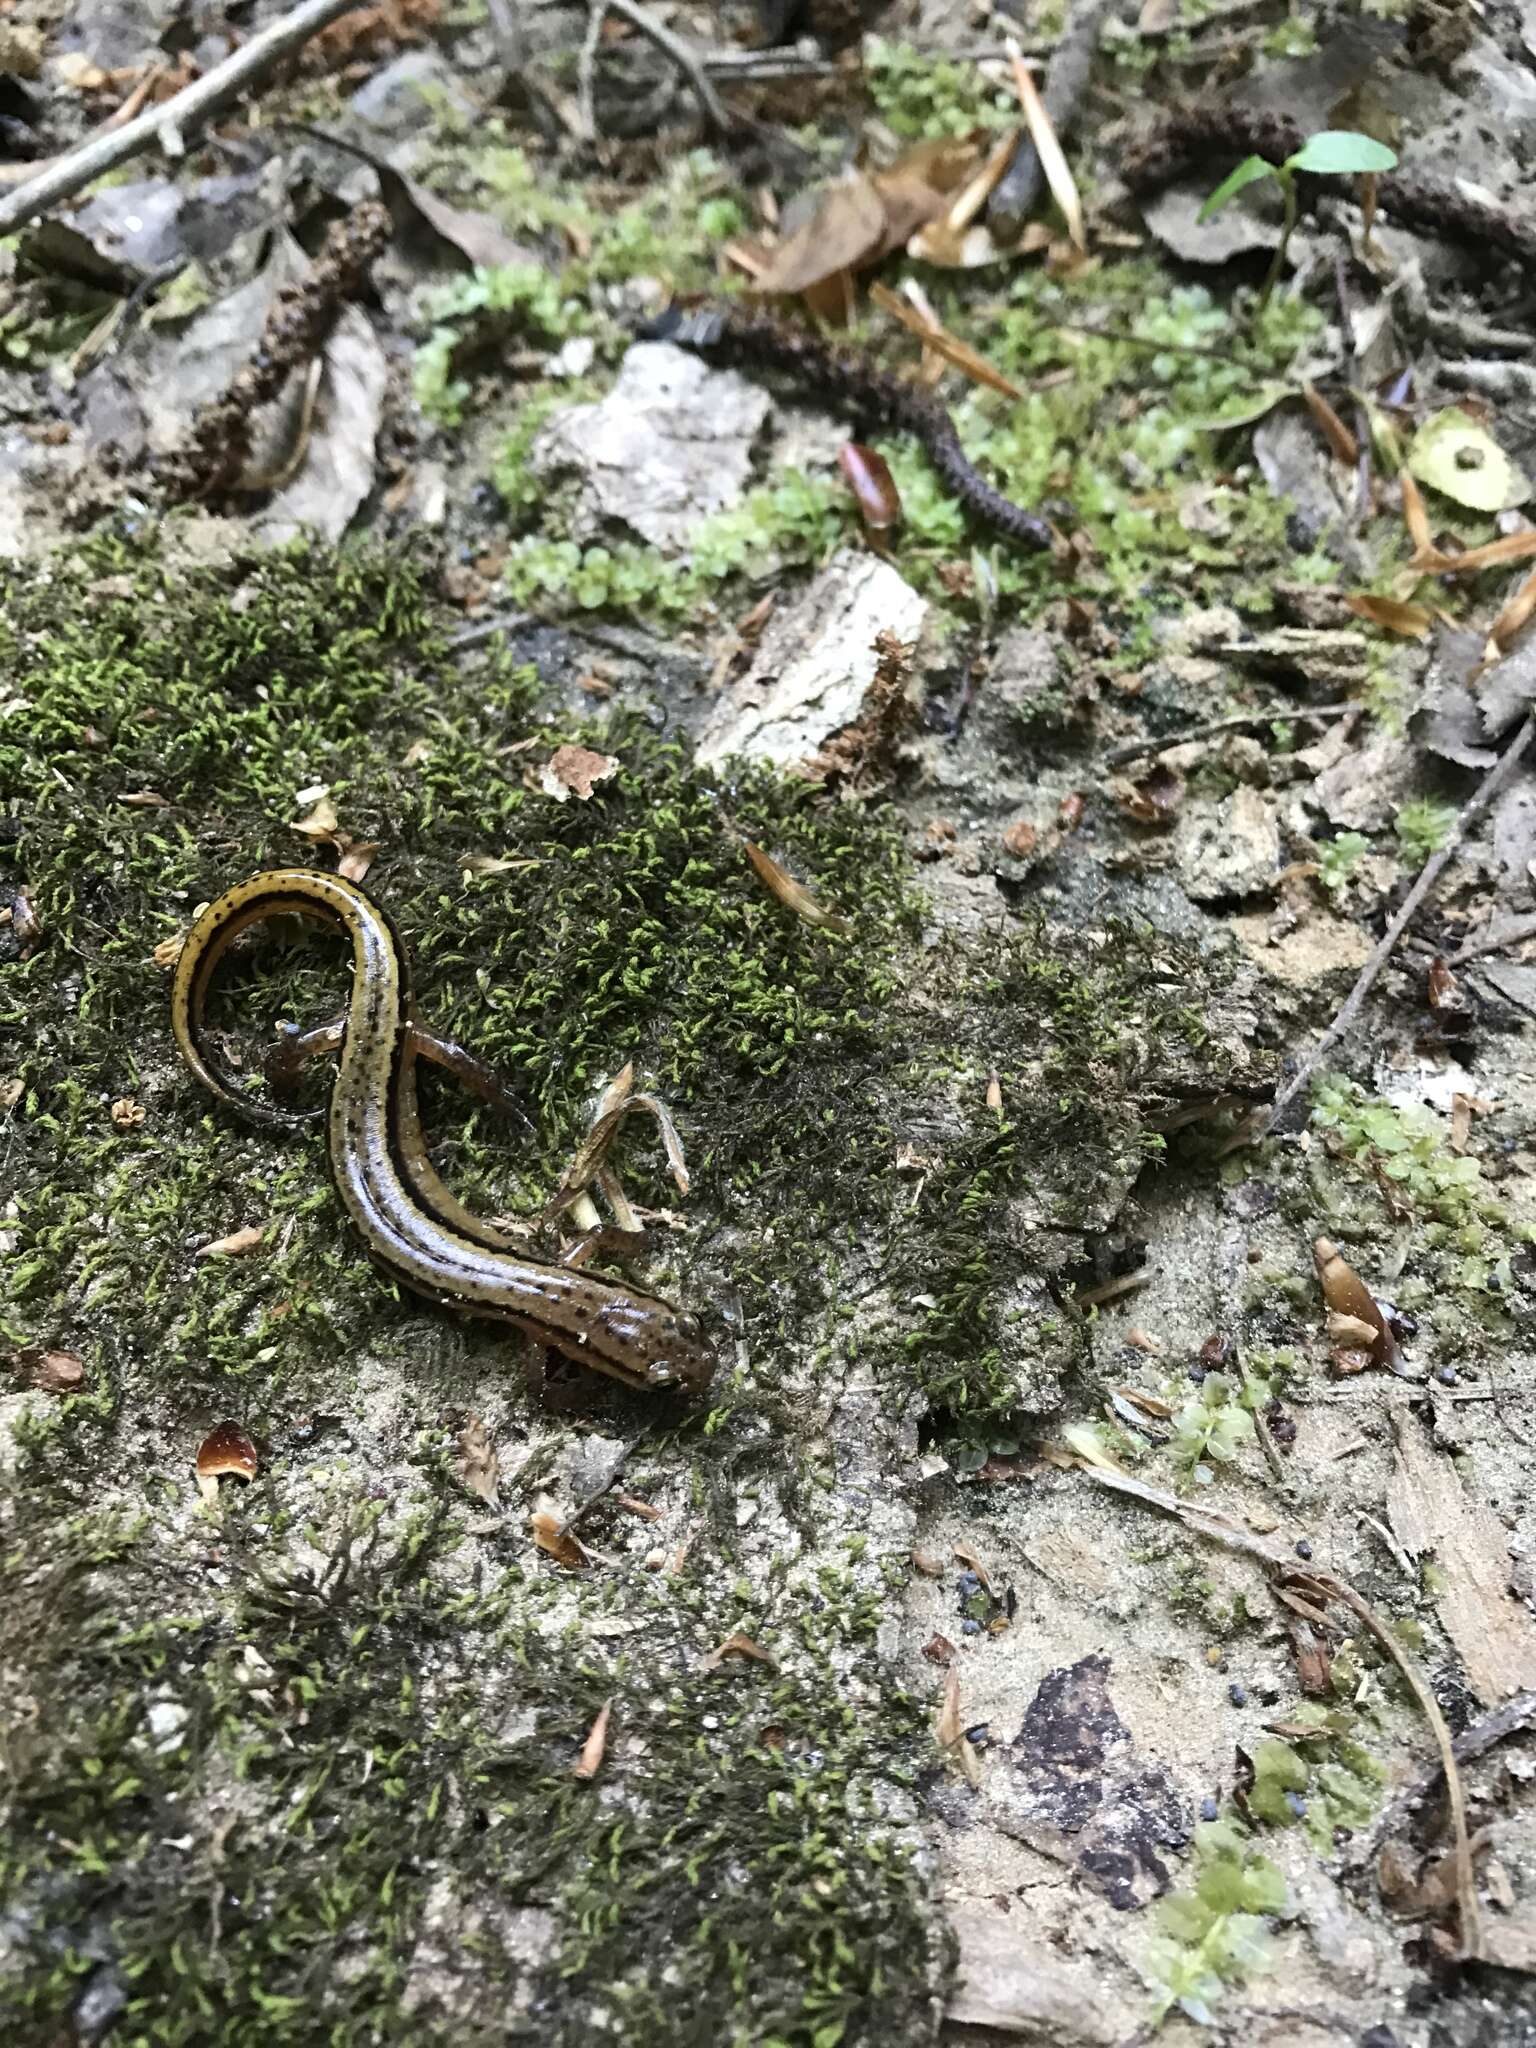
top-left (837, 442), bottom-right (903, 533)
top-left (195, 1421), bottom-right (259, 1501)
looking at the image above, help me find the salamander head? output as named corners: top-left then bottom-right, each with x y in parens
top-left (591, 1297), bottom-right (719, 1394)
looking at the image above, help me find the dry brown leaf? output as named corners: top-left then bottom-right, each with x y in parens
top-left (753, 171), bottom-right (888, 296)
top-left (935, 1666), bottom-right (983, 1785)
top-left (911, 1549), bottom-right (945, 1576)
top-left (540, 744), bottom-right (618, 803)
top-left (743, 841), bottom-right (851, 935)
top-left (119, 790), bottom-right (173, 808)
top-left (1344, 593), bottom-right (1433, 639)
top-left (335, 836), bottom-right (380, 883)
top-left (1487, 565), bottom-right (1536, 653)
top-left (196, 1421), bottom-right (259, 1503)
top-left (1400, 472), bottom-right (1433, 556)
top-left (195, 1225), bottom-right (265, 1259)
top-left (457, 1416), bottom-right (500, 1507)
top-left (573, 1699), bottom-right (612, 1781)
top-left (868, 281), bottom-right (1023, 399)
top-left (952, 1541), bottom-right (995, 1596)
top-left (110, 1096), bottom-right (145, 1130)
top-left (1413, 530), bottom-right (1536, 575)
top-left (9, 1347), bottom-right (85, 1393)
top-left (906, 216), bottom-right (1005, 270)
top-left (702, 1631), bottom-right (776, 1671)
top-left (290, 795), bottom-right (339, 839)
top-left (1314, 1237), bottom-right (1399, 1371)
top-left (614, 1492), bottom-right (664, 1521)
top-left (152, 931), bottom-right (185, 969)
top-left (531, 1509), bottom-right (590, 1569)
top-left (1304, 383), bottom-right (1359, 466)
top-left (1007, 36), bottom-right (1085, 250)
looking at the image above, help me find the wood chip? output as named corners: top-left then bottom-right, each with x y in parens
top-left (195, 1224), bottom-right (265, 1259)
top-left (1386, 1408), bottom-right (1536, 1704)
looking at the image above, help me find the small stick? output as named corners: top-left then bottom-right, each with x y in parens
top-left (0, 0), bottom-right (364, 238)
top-left (1256, 711), bottom-right (1536, 1136)
top-left (1101, 700), bottom-right (1358, 768)
top-left (581, 0), bottom-right (734, 138)
top-left (1450, 910), bottom-right (1536, 965)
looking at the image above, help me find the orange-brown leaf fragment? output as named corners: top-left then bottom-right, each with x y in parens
top-left (289, 794), bottom-right (339, 840)
top-left (1345, 593), bottom-right (1433, 639)
top-left (743, 841), bottom-right (852, 935)
top-left (540, 744), bottom-right (618, 804)
top-left (196, 1421), bottom-right (259, 1502)
top-left (195, 1224), bottom-right (265, 1259)
top-left (935, 1665), bottom-right (982, 1785)
top-left (1303, 383), bottom-right (1359, 466)
top-left (573, 1699), bottom-right (612, 1781)
top-left (1314, 1237), bottom-right (1399, 1370)
top-left (457, 1415), bottom-right (500, 1507)
top-left (1487, 564), bottom-right (1536, 654)
top-left (838, 443), bottom-right (903, 532)
top-left (531, 1509), bottom-right (590, 1569)
top-left (702, 1631), bottom-right (776, 1671)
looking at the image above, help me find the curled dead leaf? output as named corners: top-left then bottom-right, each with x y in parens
top-left (457, 1415), bottom-right (500, 1507)
top-left (573, 1699), bottom-right (612, 1781)
top-left (935, 1665), bottom-right (982, 1786)
top-left (743, 841), bottom-right (851, 935)
top-left (531, 1509), bottom-right (590, 1569)
top-left (290, 794), bottom-right (339, 840)
top-left (1314, 1238), bottom-right (1400, 1371)
top-left (195, 1224), bottom-right (265, 1259)
top-left (1345, 593), bottom-right (1433, 639)
top-left (152, 931), bottom-right (186, 969)
top-left (110, 1096), bottom-right (145, 1130)
top-left (702, 1631), bottom-right (776, 1671)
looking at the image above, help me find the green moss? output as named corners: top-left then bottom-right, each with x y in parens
top-left (1310, 1078), bottom-right (1507, 1233)
top-left (413, 263), bottom-right (587, 426)
top-left (1245, 1705), bottom-right (1385, 1851)
top-left (1393, 797), bottom-right (1459, 866)
top-left (1142, 1816), bottom-right (1287, 2028)
top-left (863, 37), bottom-right (1018, 138)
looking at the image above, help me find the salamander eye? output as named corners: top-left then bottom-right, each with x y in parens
top-left (647, 1360), bottom-right (678, 1387)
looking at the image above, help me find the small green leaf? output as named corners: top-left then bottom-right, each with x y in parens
top-left (1286, 130), bottom-right (1398, 176)
top-left (1409, 406), bottom-right (1530, 512)
top-left (1197, 155), bottom-right (1277, 222)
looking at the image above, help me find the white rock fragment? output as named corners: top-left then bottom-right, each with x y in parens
top-left (532, 341), bottom-right (768, 548)
top-left (696, 550), bottom-right (927, 768)
top-left (1174, 785), bottom-right (1281, 902)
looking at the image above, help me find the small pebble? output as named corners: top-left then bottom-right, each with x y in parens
top-left (1200, 1796), bottom-right (1219, 1822)
top-left (1295, 1539), bottom-right (1312, 1560)
top-left (1228, 1682), bottom-right (1247, 1707)
top-left (1438, 1365), bottom-right (1458, 1386)
top-left (961, 1619), bottom-right (982, 1635)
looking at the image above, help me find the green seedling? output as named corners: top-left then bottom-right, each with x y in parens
top-left (1198, 131), bottom-right (1399, 307)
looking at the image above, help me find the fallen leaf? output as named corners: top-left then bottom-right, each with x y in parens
top-left (1314, 1237), bottom-right (1400, 1372)
top-left (1007, 37), bottom-right (1085, 251)
top-left (1488, 565), bottom-right (1536, 655)
top-left (952, 1541), bottom-right (995, 1597)
top-left (1400, 471), bottom-right (1433, 555)
top-left (196, 1421), bottom-right (259, 1502)
top-left (531, 1508), bottom-right (590, 1569)
top-left (290, 795), bottom-right (339, 839)
top-left (935, 1665), bottom-right (983, 1786)
top-left (1345, 593), bottom-right (1433, 639)
top-left (119, 790), bottom-right (173, 808)
top-left (540, 743), bottom-right (618, 803)
top-left (701, 1631), bottom-right (776, 1671)
top-left (743, 841), bottom-right (851, 935)
top-left (911, 1549), bottom-right (945, 1577)
top-left (256, 305), bottom-right (386, 547)
top-left (1412, 529), bottom-right (1536, 575)
top-left (9, 1346), bottom-right (85, 1393)
top-left (195, 1225), bottom-right (265, 1259)
top-left (457, 1415), bottom-right (500, 1507)
top-left (110, 1097), bottom-right (145, 1130)
top-left (753, 171), bottom-right (889, 296)
top-left (1410, 408), bottom-right (1530, 514)
top-left (152, 932), bottom-right (185, 968)
top-left (572, 1699), bottom-right (612, 1780)
top-left (1303, 383), bottom-right (1359, 466)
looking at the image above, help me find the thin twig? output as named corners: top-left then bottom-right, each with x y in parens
top-left (1450, 910), bottom-right (1536, 965)
top-left (988, 0), bottom-right (1113, 236)
top-left (1101, 700), bottom-right (1358, 768)
top-left (577, 0), bottom-right (607, 144)
top-left (583, 0), bottom-right (734, 138)
top-left (1256, 711), bottom-right (1536, 1136)
top-left (0, 0), bottom-right (364, 238)
top-left (1343, 1689), bottom-right (1536, 1874)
